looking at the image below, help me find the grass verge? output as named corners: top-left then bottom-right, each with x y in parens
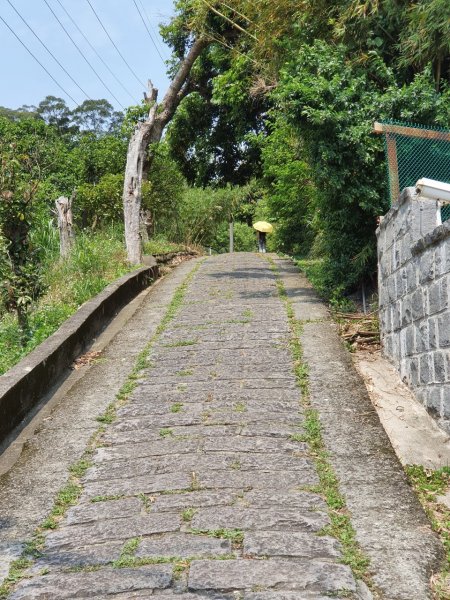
top-left (405, 465), bottom-right (450, 599)
top-left (0, 226), bottom-right (134, 376)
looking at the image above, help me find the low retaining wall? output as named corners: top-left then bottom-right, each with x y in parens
top-left (0, 265), bottom-right (158, 443)
top-left (377, 187), bottom-right (450, 432)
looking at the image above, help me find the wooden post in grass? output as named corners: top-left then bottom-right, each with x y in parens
top-left (55, 194), bottom-right (75, 258)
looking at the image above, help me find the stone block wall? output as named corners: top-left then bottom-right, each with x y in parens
top-left (377, 187), bottom-right (450, 433)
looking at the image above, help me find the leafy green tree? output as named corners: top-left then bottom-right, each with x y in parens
top-left (261, 115), bottom-right (316, 255)
top-left (70, 133), bottom-right (127, 185)
top-left (141, 144), bottom-right (186, 236)
top-left (167, 51), bottom-right (265, 187)
top-left (36, 95), bottom-right (73, 132)
top-left (0, 144), bottom-right (44, 341)
top-left (0, 105), bottom-right (39, 121)
top-left (71, 99), bottom-right (123, 134)
top-left (75, 173), bottom-right (124, 229)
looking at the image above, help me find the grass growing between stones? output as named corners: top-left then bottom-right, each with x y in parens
top-left (159, 427), bottom-right (174, 438)
top-left (181, 508), bottom-right (196, 522)
top-left (111, 537), bottom-right (235, 575)
top-left (267, 256), bottom-right (372, 585)
top-left (190, 528), bottom-right (244, 549)
top-left (0, 450), bottom-right (94, 597)
top-left (0, 261), bottom-right (204, 598)
top-left (405, 465), bottom-right (450, 599)
top-left (90, 494), bottom-right (124, 503)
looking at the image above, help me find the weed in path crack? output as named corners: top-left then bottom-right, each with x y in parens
top-left (138, 493), bottom-right (153, 512)
top-left (290, 433), bottom-right (307, 442)
top-left (159, 428), bottom-right (174, 438)
top-left (190, 528), bottom-right (244, 549)
top-left (173, 559), bottom-right (190, 581)
top-left (176, 369), bottom-right (193, 376)
top-left (164, 339), bottom-right (197, 348)
top-left (181, 507), bottom-right (196, 522)
top-left (90, 494), bottom-right (124, 503)
top-left (170, 402), bottom-right (184, 413)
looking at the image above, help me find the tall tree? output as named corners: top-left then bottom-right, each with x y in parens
top-left (72, 99), bottom-right (123, 134)
top-left (123, 36), bottom-right (208, 264)
top-left (36, 96), bottom-right (72, 132)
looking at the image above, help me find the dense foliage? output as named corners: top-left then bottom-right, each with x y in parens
top-left (2, 0), bottom-right (450, 371)
top-left (163, 0), bottom-right (450, 298)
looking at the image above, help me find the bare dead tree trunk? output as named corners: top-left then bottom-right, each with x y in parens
top-left (140, 208), bottom-right (153, 246)
top-left (123, 37), bottom-right (208, 264)
top-left (55, 194), bottom-right (75, 258)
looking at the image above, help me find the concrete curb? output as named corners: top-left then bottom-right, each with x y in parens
top-left (153, 250), bottom-right (198, 265)
top-left (0, 265), bottom-right (159, 443)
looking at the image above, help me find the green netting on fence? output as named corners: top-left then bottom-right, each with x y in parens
top-left (380, 121), bottom-right (450, 223)
top-left (442, 204), bottom-right (450, 223)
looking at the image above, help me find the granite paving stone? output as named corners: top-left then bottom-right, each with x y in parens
top-left (8, 566), bottom-right (173, 599)
top-left (6, 254), bottom-right (365, 599)
top-left (66, 497), bottom-right (142, 525)
top-left (190, 507), bottom-right (329, 533)
top-left (188, 559), bottom-right (357, 593)
top-left (135, 533), bottom-right (232, 558)
top-left (44, 513), bottom-right (181, 549)
top-left (243, 531), bottom-right (342, 559)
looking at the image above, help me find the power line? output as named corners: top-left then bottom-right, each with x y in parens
top-left (0, 13), bottom-right (78, 105)
top-left (85, 0), bottom-right (146, 89)
top-left (5, 0), bottom-right (91, 101)
top-left (132, 0), bottom-right (165, 65)
top-left (42, 0), bottom-right (126, 108)
top-left (54, 0), bottom-right (138, 104)
top-left (136, 0), bottom-right (169, 60)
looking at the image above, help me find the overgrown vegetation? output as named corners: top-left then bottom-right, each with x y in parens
top-left (163, 0), bottom-right (450, 300)
top-left (2, 0), bottom-right (450, 368)
top-left (0, 226), bottom-right (131, 375)
top-left (405, 465), bottom-right (450, 598)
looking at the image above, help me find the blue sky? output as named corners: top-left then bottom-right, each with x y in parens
top-left (0, 0), bottom-right (174, 112)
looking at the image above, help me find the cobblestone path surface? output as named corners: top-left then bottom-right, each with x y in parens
top-left (8, 255), bottom-right (370, 598)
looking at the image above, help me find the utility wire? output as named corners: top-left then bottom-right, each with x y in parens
top-left (42, 0), bottom-right (125, 108)
top-left (85, 0), bottom-right (146, 89)
top-left (0, 13), bottom-right (78, 105)
top-left (136, 0), bottom-right (169, 60)
top-left (54, 0), bottom-right (138, 104)
top-left (5, 0), bottom-right (91, 101)
top-left (132, 0), bottom-right (165, 65)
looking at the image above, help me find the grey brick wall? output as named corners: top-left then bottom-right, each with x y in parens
top-left (377, 187), bottom-right (450, 432)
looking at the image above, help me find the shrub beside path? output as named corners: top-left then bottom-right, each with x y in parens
top-left (2, 254), bottom-right (443, 599)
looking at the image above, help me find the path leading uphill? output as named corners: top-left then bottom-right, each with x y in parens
top-left (1, 254), bottom-right (443, 599)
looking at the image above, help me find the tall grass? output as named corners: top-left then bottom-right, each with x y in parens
top-left (0, 225), bottom-right (133, 376)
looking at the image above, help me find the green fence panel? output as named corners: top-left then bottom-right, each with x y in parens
top-left (380, 121), bottom-right (450, 223)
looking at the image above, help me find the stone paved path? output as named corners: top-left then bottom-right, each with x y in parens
top-left (7, 254), bottom-right (366, 599)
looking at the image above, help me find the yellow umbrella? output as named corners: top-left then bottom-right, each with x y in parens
top-left (253, 221), bottom-right (273, 233)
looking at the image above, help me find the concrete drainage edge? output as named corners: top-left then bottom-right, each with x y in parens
top-left (0, 264), bottom-right (159, 443)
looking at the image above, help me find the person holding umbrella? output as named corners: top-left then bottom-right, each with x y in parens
top-left (253, 221), bottom-right (273, 253)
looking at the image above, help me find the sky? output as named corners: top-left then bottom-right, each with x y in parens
top-left (0, 0), bottom-right (175, 112)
